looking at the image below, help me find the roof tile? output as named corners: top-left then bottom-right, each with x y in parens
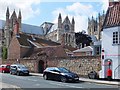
top-left (103, 2), bottom-right (120, 28)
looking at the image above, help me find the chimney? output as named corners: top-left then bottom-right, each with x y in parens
top-left (14, 21), bottom-right (19, 35)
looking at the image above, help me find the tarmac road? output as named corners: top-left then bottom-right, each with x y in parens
top-left (0, 73), bottom-right (119, 89)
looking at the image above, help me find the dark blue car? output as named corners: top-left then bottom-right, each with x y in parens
top-left (43, 67), bottom-right (79, 82)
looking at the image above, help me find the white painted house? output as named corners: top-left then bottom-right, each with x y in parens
top-left (99, 0), bottom-right (120, 79)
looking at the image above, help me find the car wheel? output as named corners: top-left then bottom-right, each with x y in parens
top-left (2, 70), bottom-right (5, 73)
top-left (17, 72), bottom-right (20, 76)
top-left (43, 74), bottom-right (48, 80)
top-left (61, 76), bottom-right (67, 83)
top-left (27, 73), bottom-right (29, 76)
top-left (88, 73), bottom-right (96, 79)
top-left (10, 71), bottom-right (12, 75)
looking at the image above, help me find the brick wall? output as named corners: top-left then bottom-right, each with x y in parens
top-left (8, 36), bottom-right (20, 59)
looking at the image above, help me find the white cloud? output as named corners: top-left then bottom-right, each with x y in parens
top-left (52, 2), bottom-right (98, 33)
top-left (52, 1), bottom-right (110, 33)
top-left (0, 0), bottom-right (41, 20)
top-left (100, 0), bottom-right (109, 11)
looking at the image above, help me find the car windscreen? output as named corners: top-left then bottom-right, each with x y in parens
top-left (18, 65), bottom-right (27, 69)
top-left (6, 65), bottom-right (10, 69)
top-left (58, 67), bottom-right (70, 73)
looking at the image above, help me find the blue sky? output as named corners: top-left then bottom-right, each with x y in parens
top-left (0, 0), bottom-right (109, 32)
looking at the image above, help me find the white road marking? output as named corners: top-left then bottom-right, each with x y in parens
top-left (49, 82), bottom-right (83, 88)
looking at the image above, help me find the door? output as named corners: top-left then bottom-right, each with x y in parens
top-left (38, 60), bottom-right (44, 73)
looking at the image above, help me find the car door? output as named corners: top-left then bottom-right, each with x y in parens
top-left (51, 70), bottom-right (60, 80)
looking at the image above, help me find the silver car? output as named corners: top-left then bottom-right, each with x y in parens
top-left (10, 64), bottom-right (29, 76)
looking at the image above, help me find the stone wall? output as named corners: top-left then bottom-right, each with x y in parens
top-left (1, 56), bottom-right (101, 77)
top-left (1, 59), bottom-right (38, 73)
top-left (47, 56), bottom-right (101, 77)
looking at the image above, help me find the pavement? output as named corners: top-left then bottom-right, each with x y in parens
top-left (30, 73), bottom-right (120, 86)
top-left (0, 82), bottom-right (21, 89)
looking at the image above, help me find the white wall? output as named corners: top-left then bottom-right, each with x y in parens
top-left (100, 26), bottom-right (120, 79)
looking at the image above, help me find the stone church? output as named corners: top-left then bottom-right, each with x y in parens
top-left (3, 7), bottom-right (22, 48)
top-left (41, 13), bottom-right (76, 47)
top-left (0, 7), bottom-right (77, 59)
top-left (87, 12), bottom-right (105, 40)
top-left (2, 8), bottom-right (76, 48)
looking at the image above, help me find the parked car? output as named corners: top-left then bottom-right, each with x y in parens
top-left (10, 64), bottom-right (29, 76)
top-left (0, 64), bottom-right (10, 73)
top-left (43, 67), bottom-right (79, 82)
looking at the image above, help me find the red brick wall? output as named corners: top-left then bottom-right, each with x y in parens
top-left (8, 35), bottom-right (31, 59)
top-left (8, 36), bottom-right (20, 59)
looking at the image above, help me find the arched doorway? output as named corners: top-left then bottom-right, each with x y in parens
top-left (38, 60), bottom-right (44, 73)
top-left (104, 59), bottom-right (112, 78)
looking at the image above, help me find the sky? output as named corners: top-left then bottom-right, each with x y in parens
top-left (0, 0), bottom-right (110, 33)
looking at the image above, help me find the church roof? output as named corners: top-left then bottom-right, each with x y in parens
top-left (0, 19), bottom-right (44, 35)
top-left (22, 23), bottom-right (44, 35)
top-left (103, 1), bottom-right (120, 28)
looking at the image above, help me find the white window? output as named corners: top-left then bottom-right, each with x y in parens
top-left (113, 32), bottom-right (120, 45)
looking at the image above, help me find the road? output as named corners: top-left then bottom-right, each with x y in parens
top-left (0, 73), bottom-right (119, 89)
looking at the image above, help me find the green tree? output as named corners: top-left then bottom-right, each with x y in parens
top-left (2, 47), bottom-right (7, 59)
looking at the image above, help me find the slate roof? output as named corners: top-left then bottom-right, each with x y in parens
top-left (16, 33), bottom-right (32, 47)
top-left (27, 45), bottom-right (67, 59)
top-left (0, 19), bottom-right (44, 35)
top-left (103, 1), bottom-right (120, 28)
top-left (22, 24), bottom-right (44, 35)
top-left (16, 33), bottom-right (61, 47)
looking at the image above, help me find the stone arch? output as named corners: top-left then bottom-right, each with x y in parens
top-left (104, 59), bottom-right (112, 78)
top-left (38, 60), bottom-right (44, 73)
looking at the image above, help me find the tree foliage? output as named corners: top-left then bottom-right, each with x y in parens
top-left (2, 46), bottom-right (7, 59)
top-left (75, 32), bottom-right (92, 48)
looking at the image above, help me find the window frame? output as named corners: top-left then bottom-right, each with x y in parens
top-left (112, 31), bottom-right (120, 45)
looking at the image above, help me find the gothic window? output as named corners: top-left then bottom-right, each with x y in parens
top-left (64, 24), bottom-right (69, 31)
top-left (66, 34), bottom-right (68, 43)
top-left (113, 32), bottom-right (119, 45)
top-left (68, 34), bottom-right (71, 43)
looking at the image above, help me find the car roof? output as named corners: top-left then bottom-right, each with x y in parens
top-left (0, 64), bottom-right (10, 66)
top-left (45, 67), bottom-right (66, 71)
top-left (11, 64), bottom-right (25, 66)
